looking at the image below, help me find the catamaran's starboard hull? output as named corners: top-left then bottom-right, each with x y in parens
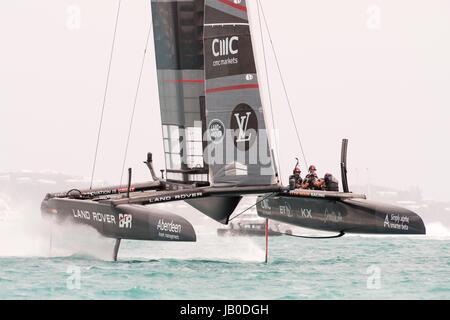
top-left (256, 195), bottom-right (426, 235)
top-left (41, 198), bottom-right (196, 241)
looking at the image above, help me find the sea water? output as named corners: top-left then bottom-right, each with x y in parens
top-left (0, 211), bottom-right (448, 300)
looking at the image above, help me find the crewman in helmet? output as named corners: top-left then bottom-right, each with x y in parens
top-left (321, 173), bottom-right (339, 191)
top-left (289, 167), bottom-right (303, 190)
top-left (311, 172), bottom-right (340, 192)
top-left (301, 165), bottom-right (320, 190)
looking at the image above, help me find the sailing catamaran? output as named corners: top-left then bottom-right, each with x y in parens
top-left (41, 0), bottom-right (425, 261)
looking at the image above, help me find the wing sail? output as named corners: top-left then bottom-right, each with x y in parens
top-left (151, 0), bottom-right (276, 188)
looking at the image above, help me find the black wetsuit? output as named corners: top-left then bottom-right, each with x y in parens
top-left (289, 175), bottom-right (303, 189)
top-left (324, 174), bottom-right (339, 191)
top-left (304, 172), bottom-right (319, 190)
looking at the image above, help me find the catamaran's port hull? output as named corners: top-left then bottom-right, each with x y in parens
top-left (41, 198), bottom-right (196, 242)
top-left (256, 195), bottom-right (426, 235)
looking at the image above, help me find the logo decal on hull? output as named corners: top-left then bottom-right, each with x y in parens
top-left (119, 214), bottom-right (132, 229)
top-left (72, 209), bottom-right (117, 225)
top-left (261, 198), bottom-right (271, 210)
top-left (279, 201), bottom-right (293, 218)
top-left (157, 219), bottom-right (183, 240)
top-left (300, 208), bottom-right (312, 219)
top-left (324, 208), bottom-right (343, 223)
top-left (383, 214), bottom-right (409, 231)
top-left (384, 215), bottom-right (390, 228)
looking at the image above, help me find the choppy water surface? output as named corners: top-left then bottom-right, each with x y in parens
top-left (0, 218), bottom-right (448, 299)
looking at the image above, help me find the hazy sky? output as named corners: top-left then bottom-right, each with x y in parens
top-left (0, 0), bottom-right (449, 201)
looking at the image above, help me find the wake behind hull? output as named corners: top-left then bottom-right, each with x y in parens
top-left (256, 195), bottom-right (426, 235)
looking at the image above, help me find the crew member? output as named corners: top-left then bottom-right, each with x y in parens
top-left (322, 173), bottom-right (339, 191)
top-left (289, 167), bottom-right (303, 190)
top-left (301, 165), bottom-right (320, 190)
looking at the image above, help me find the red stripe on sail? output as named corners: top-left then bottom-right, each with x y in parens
top-left (162, 80), bottom-right (205, 83)
top-left (217, 0), bottom-right (247, 13)
top-left (206, 84), bottom-right (259, 93)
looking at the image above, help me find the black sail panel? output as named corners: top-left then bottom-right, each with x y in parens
top-left (204, 0), bottom-right (275, 187)
top-left (151, 0), bottom-right (208, 185)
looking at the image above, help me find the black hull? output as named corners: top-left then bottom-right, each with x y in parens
top-left (41, 198), bottom-right (196, 242)
top-left (256, 195), bottom-right (426, 235)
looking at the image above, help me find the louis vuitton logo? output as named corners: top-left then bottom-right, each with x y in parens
top-left (234, 112), bottom-right (252, 143)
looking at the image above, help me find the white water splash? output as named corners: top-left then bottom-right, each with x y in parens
top-left (425, 222), bottom-right (450, 238)
top-left (195, 233), bottom-right (266, 262)
top-left (0, 205), bottom-right (113, 260)
top-left (118, 232), bottom-right (266, 263)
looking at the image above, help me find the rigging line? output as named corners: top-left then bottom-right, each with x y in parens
top-left (229, 193), bottom-right (276, 222)
top-left (119, 20), bottom-right (153, 186)
top-left (256, 0), bottom-right (282, 184)
top-left (90, 0), bottom-right (122, 190)
top-left (258, 1), bottom-right (309, 171)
